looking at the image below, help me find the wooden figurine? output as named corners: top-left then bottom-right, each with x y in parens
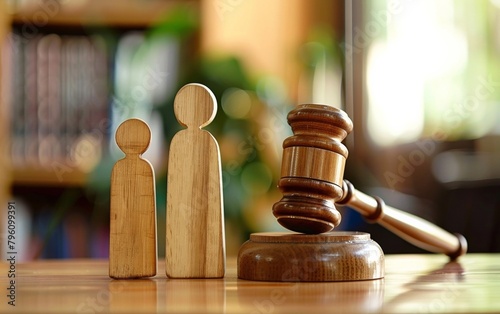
top-left (109, 118), bottom-right (157, 279)
top-left (238, 104), bottom-right (467, 282)
top-left (166, 83), bottom-right (225, 278)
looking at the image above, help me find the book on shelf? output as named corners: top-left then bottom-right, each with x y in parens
top-left (8, 24), bottom-right (181, 182)
top-left (9, 30), bottom-right (109, 173)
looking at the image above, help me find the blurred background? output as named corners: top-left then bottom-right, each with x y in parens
top-left (0, 0), bottom-right (499, 260)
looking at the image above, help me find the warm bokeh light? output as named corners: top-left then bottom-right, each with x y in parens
top-left (365, 0), bottom-right (497, 146)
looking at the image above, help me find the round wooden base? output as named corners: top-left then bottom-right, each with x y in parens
top-left (237, 231), bottom-right (384, 282)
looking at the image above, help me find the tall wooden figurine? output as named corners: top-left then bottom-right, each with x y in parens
top-left (166, 83), bottom-right (225, 278)
top-left (109, 118), bottom-right (157, 279)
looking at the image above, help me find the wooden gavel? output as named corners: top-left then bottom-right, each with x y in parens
top-left (272, 104), bottom-right (467, 260)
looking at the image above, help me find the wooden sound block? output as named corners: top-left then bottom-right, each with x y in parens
top-left (237, 232), bottom-right (384, 282)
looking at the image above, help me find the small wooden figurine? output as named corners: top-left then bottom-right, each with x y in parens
top-left (109, 118), bottom-right (157, 279)
top-left (166, 83), bottom-right (225, 278)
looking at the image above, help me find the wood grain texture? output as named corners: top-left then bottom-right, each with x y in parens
top-left (238, 232), bottom-right (384, 281)
top-left (273, 104), bottom-right (352, 234)
top-left (2, 255), bottom-right (500, 313)
top-left (338, 180), bottom-right (467, 260)
top-left (166, 83), bottom-right (225, 278)
top-left (109, 118), bottom-right (157, 279)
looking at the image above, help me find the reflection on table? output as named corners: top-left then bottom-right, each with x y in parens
top-left (0, 254), bottom-right (498, 313)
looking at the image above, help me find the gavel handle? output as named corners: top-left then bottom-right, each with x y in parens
top-left (337, 180), bottom-right (467, 260)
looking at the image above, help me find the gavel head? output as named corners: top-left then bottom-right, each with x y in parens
top-left (272, 104), bottom-right (353, 234)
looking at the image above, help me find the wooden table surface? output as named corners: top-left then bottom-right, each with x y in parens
top-left (1, 254), bottom-right (499, 313)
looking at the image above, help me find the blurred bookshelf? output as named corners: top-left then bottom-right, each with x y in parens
top-left (9, 0), bottom-right (189, 27)
top-left (1, 0), bottom-right (200, 259)
top-left (8, 29), bottom-right (108, 186)
top-left (0, 0), bottom-right (12, 262)
top-left (12, 166), bottom-right (88, 186)
top-left (5, 0), bottom-right (199, 187)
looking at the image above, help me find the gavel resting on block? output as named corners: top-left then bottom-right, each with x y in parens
top-left (237, 104), bottom-right (467, 282)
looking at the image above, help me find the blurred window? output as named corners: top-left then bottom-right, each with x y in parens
top-left (365, 0), bottom-right (500, 146)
